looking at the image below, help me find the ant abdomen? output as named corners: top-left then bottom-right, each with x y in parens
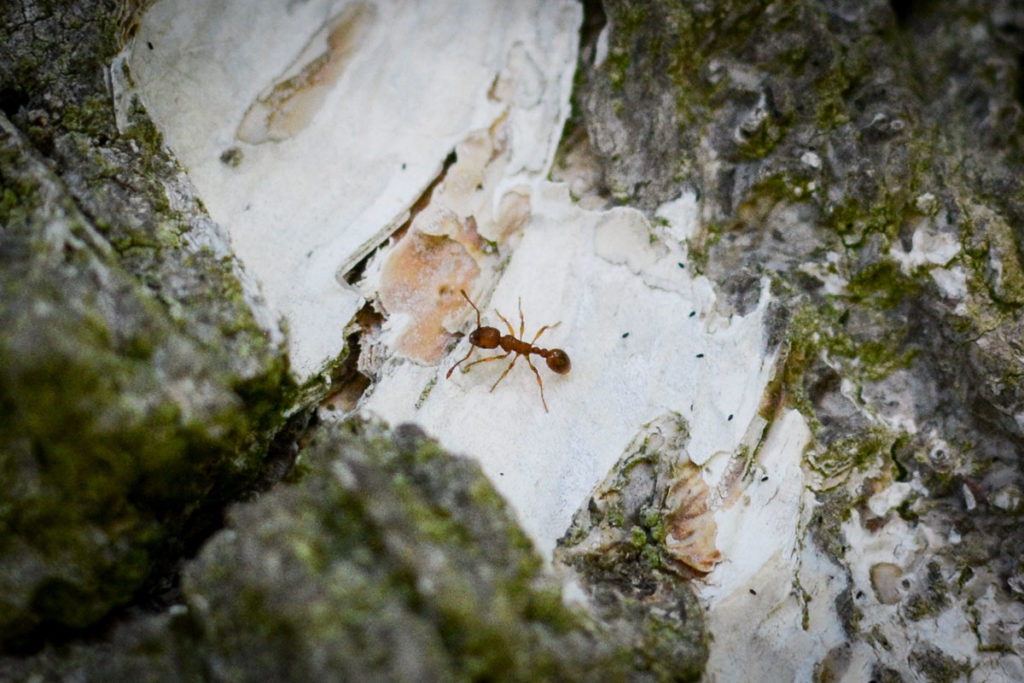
top-left (546, 349), bottom-right (571, 374)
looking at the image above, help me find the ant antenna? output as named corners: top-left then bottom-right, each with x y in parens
top-left (461, 289), bottom-right (482, 329)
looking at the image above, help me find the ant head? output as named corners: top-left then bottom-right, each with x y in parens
top-left (546, 349), bottom-right (571, 374)
top-left (469, 326), bottom-right (501, 349)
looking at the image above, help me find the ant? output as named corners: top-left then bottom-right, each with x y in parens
top-left (446, 289), bottom-right (571, 412)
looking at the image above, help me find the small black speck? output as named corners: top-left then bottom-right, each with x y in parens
top-left (622, 332), bottom-right (629, 338)
top-left (220, 146), bottom-right (245, 167)
top-left (401, 163), bottom-right (407, 170)
top-left (147, 41), bottom-right (154, 50)
top-left (761, 475), bottom-right (768, 482)
top-left (856, 591), bottom-right (865, 600)
top-left (749, 588), bottom-right (757, 595)
top-left (728, 414), bottom-right (733, 421)
top-left (689, 311), bottom-right (696, 318)
top-left (696, 353), bottom-right (704, 358)
top-left (306, 251), bottom-right (313, 258)
top-left (677, 262), bottom-right (685, 268)
top-left (499, 472), bottom-right (504, 476)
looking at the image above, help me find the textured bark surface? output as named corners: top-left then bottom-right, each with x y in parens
top-left (0, 0), bottom-right (295, 649)
top-left (575, 0), bottom-right (1024, 677)
top-left (0, 422), bottom-right (707, 681)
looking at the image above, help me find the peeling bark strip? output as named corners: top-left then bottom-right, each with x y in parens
top-left (237, 2), bottom-right (376, 143)
top-left (663, 461), bottom-right (722, 573)
top-left (130, 0), bottom-right (580, 378)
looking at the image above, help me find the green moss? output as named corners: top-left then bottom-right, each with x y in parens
top-left (0, 242), bottom-right (290, 642)
top-left (219, 147), bottom-right (243, 168)
top-left (62, 94), bottom-right (114, 138)
top-left (775, 300), bottom-right (916, 496)
top-left (807, 427), bottom-right (898, 485)
top-left (641, 543), bottom-right (662, 570)
top-left (807, 489), bottom-right (854, 563)
top-left (737, 111), bottom-right (795, 160)
top-left (908, 643), bottom-right (969, 682)
top-left (744, 171), bottom-right (817, 206)
top-left (311, 423), bottom-right (646, 677)
top-left (894, 495), bottom-right (920, 524)
top-left (974, 212), bottom-right (1024, 305)
top-left (845, 260), bottom-right (918, 309)
top-left (642, 505), bottom-right (668, 542)
top-left (903, 560), bottom-right (951, 622)
top-left (153, 220), bottom-right (185, 249)
top-left (771, 304), bottom-right (823, 416)
top-left (232, 355), bottom-right (295, 436)
top-left (684, 221), bottom-right (722, 274)
top-left (827, 198), bottom-right (897, 245)
top-left (813, 71), bottom-right (854, 131)
top-left (122, 96), bottom-right (164, 159)
top-left (775, 297), bottom-right (917, 428)
top-left (0, 0), bottom-right (299, 647)
top-left (606, 45), bottom-right (631, 91)
top-left (0, 179), bottom-right (38, 228)
top-left (628, 524), bottom-right (647, 548)
top-left (415, 376), bottom-right (437, 409)
top-left (0, 322), bottom-right (262, 626)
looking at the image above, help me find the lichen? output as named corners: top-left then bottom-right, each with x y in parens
top-left (808, 427), bottom-right (903, 489)
top-left (908, 643), bottom-right (970, 683)
top-left (121, 95), bottom-right (164, 161)
top-left (555, 414), bottom-right (711, 676)
top-left (902, 560), bottom-right (951, 622)
top-left (806, 488), bottom-right (854, 566)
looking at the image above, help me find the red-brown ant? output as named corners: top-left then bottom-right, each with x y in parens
top-left (446, 289), bottom-right (571, 412)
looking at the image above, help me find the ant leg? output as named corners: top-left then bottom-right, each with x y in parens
top-left (524, 355), bottom-right (550, 412)
top-left (462, 350), bottom-right (511, 372)
top-left (530, 321), bottom-right (561, 345)
top-left (449, 289), bottom-right (489, 378)
top-left (446, 345), bottom-right (478, 378)
top-left (489, 353), bottom-right (520, 393)
top-left (494, 309), bottom-right (516, 337)
top-left (518, 298), bottom-right (525, 338)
